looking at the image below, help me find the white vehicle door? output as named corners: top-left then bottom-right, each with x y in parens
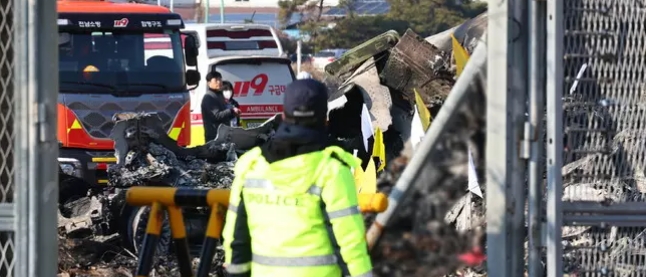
top-left (211, 57), bottom-right (295, 120)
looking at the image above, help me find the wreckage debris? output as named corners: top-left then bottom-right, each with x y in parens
top-left (57, 111), bottom-right (395, 275)
top-left (58, 113), bottom-right (246, 276)
top-left (106, 142), bottom-right (236, 188)
top-left (58, 25), bottom-right (489, 277)
top-left (106, 112), bottom-right (243, 188)
top-left (55, 13), bottom-right (646, 277)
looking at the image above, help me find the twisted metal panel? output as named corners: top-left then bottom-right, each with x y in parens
top-left (0, 0), bottom-right (15, 275)
top-left (561, 1), bottom-right (646, 276)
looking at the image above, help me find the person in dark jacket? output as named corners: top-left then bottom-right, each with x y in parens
top-left (202, 71), bottom-right (241, 142)
top-left (222, 79), bottom-right (372, 277)
top-left (221, 81), bottom-right (241, 127)
top-left (260, 79), bottom-right (332, 162)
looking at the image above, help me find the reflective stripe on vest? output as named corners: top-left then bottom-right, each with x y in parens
top-left (245, 178), bottom-right (273, 189)
top-left (228, 203), bottom-right (238, 213)
top-left (244, 178), bottom-right (322, 196)
top-left (226, 262), bottom-right (251, 274)
top-left (252, 253), bottom-right (337, 267)
top-left (327, 206), bottom-right (360, 219)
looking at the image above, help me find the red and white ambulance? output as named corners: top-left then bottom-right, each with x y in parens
top-left (179, 23), bottom-right (291, 146)
top-left (189, 56), bottom-right (295, 146)
top-left (182, 23), bottom-right (285, 109)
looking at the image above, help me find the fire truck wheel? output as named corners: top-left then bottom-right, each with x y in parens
top-left (128, 206), bottom-right (172, 257)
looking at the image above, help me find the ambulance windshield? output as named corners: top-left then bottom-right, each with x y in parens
top-left (58, 30), bottom-right (186, 93)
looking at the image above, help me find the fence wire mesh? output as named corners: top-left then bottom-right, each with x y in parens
top-left (562, 0), bottom-right (646, 276)
top-left (0, 0), bottom-right (14, 204)
top-left (0, 0), bottom-right (14, 275)
top-left (0, 232), bottom-right (13, 276)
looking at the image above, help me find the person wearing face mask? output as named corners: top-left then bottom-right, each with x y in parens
top-left (221, 81), bottom-right (241, 127)
top-left (201, 71), bottom-right (241, 142)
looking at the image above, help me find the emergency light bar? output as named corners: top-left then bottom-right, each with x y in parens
top-left (167, 19), bottom-right (182, 26)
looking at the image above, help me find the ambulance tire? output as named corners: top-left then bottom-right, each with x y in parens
top-left (128, 206), bottom-right (172, 257)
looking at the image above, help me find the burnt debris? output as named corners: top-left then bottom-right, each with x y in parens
top-left (58, 112), bottom-right (253, 276)
top-left (57, 27), bottom-right (490, 277)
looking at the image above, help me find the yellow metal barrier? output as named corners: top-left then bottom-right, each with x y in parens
top-left (126, 187), bottom-right (388, 277)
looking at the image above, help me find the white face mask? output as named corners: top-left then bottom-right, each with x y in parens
top-left (223, 90), bottom-right (233, 99)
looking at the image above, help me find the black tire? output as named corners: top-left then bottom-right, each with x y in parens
top-left (128, 206), bottom-right (172, 257)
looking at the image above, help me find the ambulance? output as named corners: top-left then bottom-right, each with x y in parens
top-left (180, 23), bottom-right (292, 146)
top-left (189, 56), bottom-right (295, 146)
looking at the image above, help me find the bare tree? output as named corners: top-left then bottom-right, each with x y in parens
top-left (317, 0), bottom-right (324, 20)
top-left (195, 0), bottom-right (205, 23)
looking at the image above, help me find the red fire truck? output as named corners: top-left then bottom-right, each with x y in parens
top-left (57, 0), bottom-right (199, 185)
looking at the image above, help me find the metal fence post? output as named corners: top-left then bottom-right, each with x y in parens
top-left (527, 0), bottom-right (547, 276)
top-left (545, 0), bottom-right (564, 276)
top-left (486, 0), bottom-right (529, 275)
top-left (14, 0), bottom-right (59, 276)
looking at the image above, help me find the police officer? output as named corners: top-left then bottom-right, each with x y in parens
top-left (222, 79), bottom-right (373, 277)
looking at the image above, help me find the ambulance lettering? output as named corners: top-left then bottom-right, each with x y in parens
top-left (233, 74), bottom-right (287, 97)
top-left (244, 105), bottom-right (281, 113)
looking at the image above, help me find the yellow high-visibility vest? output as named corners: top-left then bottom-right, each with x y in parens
top-left (223, 146), bottom-right (373, 277)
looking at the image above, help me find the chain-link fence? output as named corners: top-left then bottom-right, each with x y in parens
top-left (0, 0), bottom-right (14, 205)
top-left (484, 0), bottom-right (646, 276)
top-left (0, 0), bottom-right (15, 274)
top-left (545, 0), bottom-right (646, 276)
top-left (4, 0), bottom-right (59, 276)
